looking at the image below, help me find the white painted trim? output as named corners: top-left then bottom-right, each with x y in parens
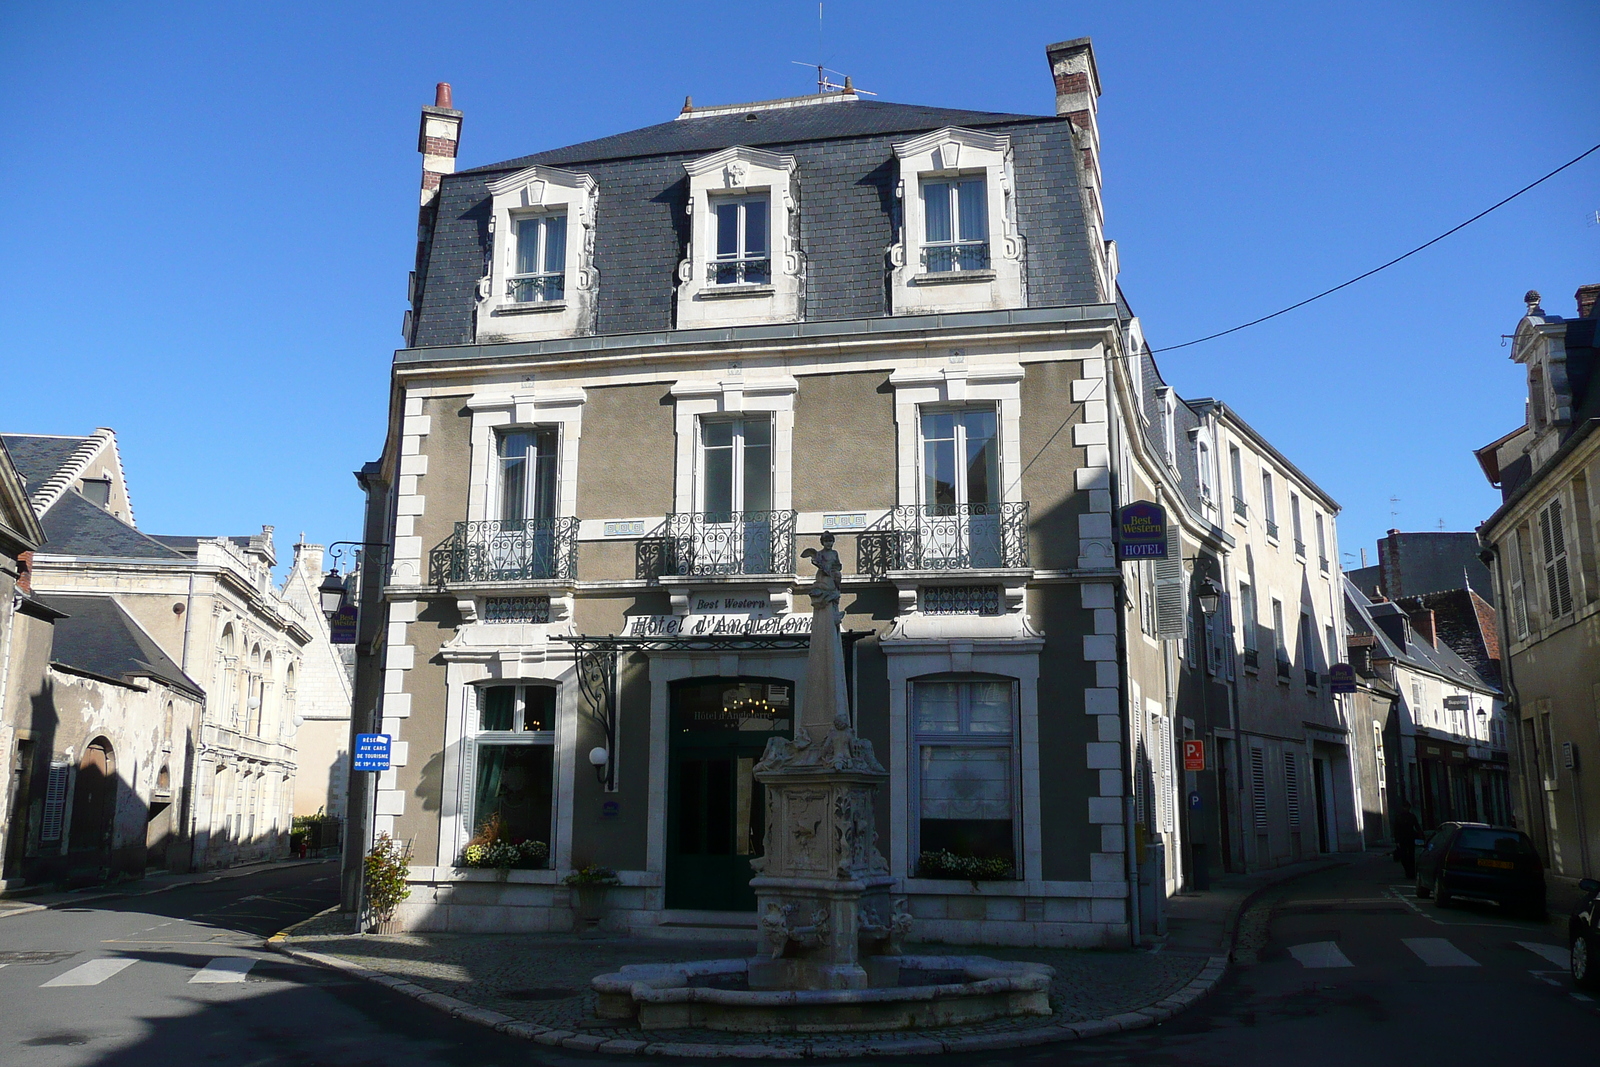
top-left (669, 376), bottom-right (797, 514)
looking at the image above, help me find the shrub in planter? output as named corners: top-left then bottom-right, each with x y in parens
top-left (564, 865), bottom-right (621, 936)
top-left (916, 849), bottom-right (1015, 882)
top-left (364, 833), bottom-right (412, 930)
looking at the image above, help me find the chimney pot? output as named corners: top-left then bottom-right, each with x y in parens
top-left (435, 82), bottom-right (453, 109)
top-left (1577, 283), bottom-right (1600, 319)
top-left (1408, 606), bottom-right (1437, 649)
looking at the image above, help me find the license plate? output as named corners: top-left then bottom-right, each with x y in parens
top-left (1477, 858), bottom-right (1514, 870)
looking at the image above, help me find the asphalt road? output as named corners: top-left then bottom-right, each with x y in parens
top-left (1, 856), bottom-right (1595, 1066)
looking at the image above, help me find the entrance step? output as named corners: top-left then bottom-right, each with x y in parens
top-left (636, 909), bottom-right (758, 942)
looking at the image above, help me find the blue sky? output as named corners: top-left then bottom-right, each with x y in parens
top-left (2, 1), bottom-right (1596, 574)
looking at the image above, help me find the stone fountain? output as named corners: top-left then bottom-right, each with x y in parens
top-left (592, 534), bottom-right (1053, 1033)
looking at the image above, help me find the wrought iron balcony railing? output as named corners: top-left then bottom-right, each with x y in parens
top-left (508, 274), bottom-right (565, 303)
top-left (1275, 656), bottom-right (1292, 681)
top-left (430, 518), bottom-right (580, 585)
top-left (1305, 668), bottom-right (1319, 688)
top-left (1243, 647), bottom-right (1259, 670)
top-left (708, 257), bottom-right (771, 286)
top-left (659, 510), bottom-right (796, 577)
top-left (1319, 556), bottom-right (1330, 573)
top-left (1233, 497), bottom-right (1248, 519)
top-left (921, 242), bottom-right (991, 273)
top-left (1294, 539), bottom-right (1307, 558)
top-left (859, 502), bottom-right (1029, 577)
top-left (1265, 520), bottom-right (1280, 540)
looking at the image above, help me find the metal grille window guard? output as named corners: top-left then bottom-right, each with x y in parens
top-left (1304, 668), bottom-right (1319, 688)
top-left (509, 274), bottom-right (564, 303)
top-left (921, 242), bottom-right (991, 273)
top-left (708, 257), bottom-right (771, 286)
top-left (1233, 497), bottom-right (1248, 519)
top-left (429, 518), bottom-right (580, 584)
top-left (1294, 539), bottom-right (1306, 558)
top-left (859, 502), bottom-right (1029, 577)
top-left (663, 510), bottom-right (795, 576)
top-left (1276, 656), bottom-right (1292, 680)
top-left (1319, 557), bottom-right (1330, 573)
top-left (1265, 520), bottom-right (1280, 540)
top-left (1243, 647), bottom-right (1259, 669)
top-left (920, 585), bottom-right (1003, 616)
top-left (483, 596), bottom-right (552, 624)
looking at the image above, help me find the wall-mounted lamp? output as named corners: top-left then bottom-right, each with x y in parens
top-left (318, 569), bottom-right (347, 617)
top-left (588, 746), bottom-right (610, 785)
top-left (1197, 577), bottom-right (1224, 617)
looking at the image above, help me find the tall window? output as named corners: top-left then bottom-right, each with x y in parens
top-left (1299, 611), bottom-right (1317, 684)
top-left (1239, 579), bottom-right (1258, 654)
top-left (511, 212), bottom-right (566, 303)
top-left (1262, 471), bottom-right (1278, 538)
top-left (912, 677), bottom-right (1017, 875)
top-left (1315, 513), bottom-right (1328, 571)
top-left (712, 196), bottom-right (770, 285)
top-left (919, 408), bottom-right (1001, 568)
top-left (1197, 439), bottom-right (1214, 503)
top-left (499, 429), bottom-right (558, 523)
top-left (1230, 446), bottom-right (1246, 517)
top-left (1538, 496), bottom-right (1574, 618)
top-left (921, 177), bottom-right (989, 272)
top-left (1290, 493), bottom-right (1305, 557)
top-left (468, 684), bottom-right (557, 857)
top-left (1272, 599), bottom-right (1288, 674)
top-left (699, 417), bottom-right (772, 519)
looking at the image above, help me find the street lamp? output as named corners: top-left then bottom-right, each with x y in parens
top-left (1197, 577), bottom-right (1223, 617)
top-left (318, 569), bottom-right (347, 617)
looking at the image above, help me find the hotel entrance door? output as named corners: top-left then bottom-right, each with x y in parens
top-left (665, 677), bottom-right (793, 912)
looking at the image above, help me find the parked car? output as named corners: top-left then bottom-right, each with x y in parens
top-left (1415, 822), bottom-right (1545, 917)
top-left (1571, 877), bottom-right (1600, 989)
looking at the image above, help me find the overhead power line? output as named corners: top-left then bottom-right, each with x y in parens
top-left (1150, 140), bottom-right (1600, 354)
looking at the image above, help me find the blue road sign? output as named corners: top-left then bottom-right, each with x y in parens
top-left (1188, 790), bottom-right (1203, 811)
top-left (353, 733), bottom-right (391, 772)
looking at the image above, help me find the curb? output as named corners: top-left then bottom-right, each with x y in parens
top-left (1219, 858), bottom-right (1347, 961)
top-left (0, 858), bottom-right (336, 919)
top-left (265, 935), bottom-right (1229, 1057)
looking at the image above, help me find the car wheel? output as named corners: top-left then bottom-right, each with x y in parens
top-left (1433, 876), bottom-right (1453, 907)
top-left (1416, 876), bottom-right (1432, 900)
top-left (1573, 932), bottom-right (1598, 990)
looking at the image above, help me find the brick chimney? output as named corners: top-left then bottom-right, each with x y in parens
top-left (418, 82), bottom-right (462, 209)
top-left (1407, 606), bottom-right (1437, 648)
top-left (1045, 37), bottom-right (1111, 297)
top-left (1577, 283), bottom-right (1600, 319)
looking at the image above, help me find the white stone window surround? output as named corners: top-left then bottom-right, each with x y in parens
top-left (436, 649), bottom-right (579, 874)
top-left (669, 375), bottom-right (797, 516)
top-left (676, 147), bottom-right (802, 329)
top-left (476, 165), bottom-right (599, 342)
top-left (887, 363), bottom-right (1024, 509)
top-left (465, 388), bottom-right (587, 524)
top-left (884, 639), bottom-right (1044, 889)
top-left (889, 127), bottom-right (1025, 315)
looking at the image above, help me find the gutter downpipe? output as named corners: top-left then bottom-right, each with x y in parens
top-left (1107, 327), bottom-right (1142, 948)
top-left (1481, 541), bottom-right (1541, 846)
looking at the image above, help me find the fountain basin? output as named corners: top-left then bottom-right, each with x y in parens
top-left (591, 955), bottom-right (1053, 1033)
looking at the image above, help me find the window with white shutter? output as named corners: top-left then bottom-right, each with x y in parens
top-left (1156, 713), bottom-right (1176, 834)
top-left (1539, 497), bottom-right (1574, 618)
top-left (1250, 747), bottom-right (1267, 831)
top-left (1284, 751), bottom-right (1301, 829)
top-left (1131, 692), bottom-right (1147, 827)
top-left (1154, 526), bottom-right (1185, 638)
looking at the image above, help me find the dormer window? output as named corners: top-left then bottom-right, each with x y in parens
top-left (711, 196), bottom-right (770, 286)
top-left (476, 165), bottom-right (597, 342)
top-left (511, 212), bottom-right (566, 303)
top-left (890, 127), bottom-right (1024, 315)
top-left (921, 177), bottom-right (988, 273)
top-left (677, 147), bottom-right (801, 328)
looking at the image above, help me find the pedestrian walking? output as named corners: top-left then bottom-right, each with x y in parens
top-left (1392, 801), bottom-right (1421, 879)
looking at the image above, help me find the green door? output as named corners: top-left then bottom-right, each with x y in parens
top-left (666, 678), bottom-right (793, 912)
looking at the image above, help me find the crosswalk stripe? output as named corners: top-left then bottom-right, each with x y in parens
top-left (41, 958), bottom-right (137, 987)
top-left (189, 957), bottom-right (257, 984)
top-left (1288, 941), bottom-right (1354, 968)
top-left (1517, 941), bottom-right (1570, 968)
top-left (1402, 938), bottom-right (1480, 967)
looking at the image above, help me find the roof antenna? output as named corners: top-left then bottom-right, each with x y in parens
top-left (790, 3), bottom-right (876, 96)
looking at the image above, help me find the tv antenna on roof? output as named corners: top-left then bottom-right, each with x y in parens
top-left (791, 3), bottom-right (875, 96)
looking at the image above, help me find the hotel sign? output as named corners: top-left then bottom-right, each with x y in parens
top-left (1117, 502), bottom-right (1168, 560)
top-left (621, 613), bottom-right (812, 638)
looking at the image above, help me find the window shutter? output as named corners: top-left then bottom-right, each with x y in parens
top-left (1154, 528), bottom-right (1185, 637)
top-left (1539, 499), bottom-right (1574, 617)
top-left (40, 764), bottom-right (70, 842)
top-left (1159, 715), bottom-right (1176, 833)
top-left (1507, 529), bottom-right (1529, 637)
top-left (1284, 752), bottom-right (1301, 828)
top-left (1131, 709), bottom-right (1146, 827)
top-left (1250, 747), bottom-right (1267, 830)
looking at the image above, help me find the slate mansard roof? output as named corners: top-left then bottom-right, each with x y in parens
top-left (411, 97), bottom-right (1103, 347)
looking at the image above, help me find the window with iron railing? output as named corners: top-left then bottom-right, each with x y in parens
top-left (509, 213), bottom-right (566, 303)
top-left (1295, 539), bottom-right (1306, 558)
top-left (1266, 520), bottom-right (1279, 540)
top-left (1305, 668), bottom-right (1319, 688)
top-left (858, 503), bottom-right (1030, 576)
top-left (1233, 497), bottom-right (1248, 519)
top-left (710, 196), bottom-right (771, 286)
top-left (1319, 556), bottom-right (1329, 573)
top-left (430, 518), bottom-right (580, 585)
top-left (664, 509), bottom-right (796, 577)
top-left (921, 177), bottom-right (990, 273)
top-left (1243, 647), bottom-right (1260, 670)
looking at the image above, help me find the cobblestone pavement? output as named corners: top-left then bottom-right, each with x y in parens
top-left (282, 913), bottom-right (1211, 1050)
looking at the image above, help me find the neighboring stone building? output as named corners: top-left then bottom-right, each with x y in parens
top-left (1346, 529), bottom-right (1494, 607)
top-left (351, 39), bottom-right (1352, 943)
top-left (0, 428), bottom-right (317, 876)
top-left (1476, 284), bottom-right (1600, 880)
top-left (280, 541), bottom-right (354, 827)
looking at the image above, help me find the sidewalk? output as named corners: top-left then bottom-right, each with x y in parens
top-left (0, 857), bottom-right (334, 920)
top-left (267, 859), bottom-right (1353, 1059)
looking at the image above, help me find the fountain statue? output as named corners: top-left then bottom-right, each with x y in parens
top-left (590, 532), bottom-right (1052, 1032)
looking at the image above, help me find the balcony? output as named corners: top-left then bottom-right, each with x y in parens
top-left (859, 502), bottom-right (1029, 578)
top-left (639, 510), bottom-right (796, 579)
top-left (1265, 520), bottom-right (1280, 540)
top-left (508, 274), bottom-right (564, 304)
top-left (708, 256), bottom-right (771, 287)
top-left (1243, 647), bottom-right (1259, 670)
top-left (1305, 667), bottom-right (1319, 688)
top-left (1319, 556), bottom-right (1330, 574)
top-left (430, 518), bottom-right (580, 585)
top-left (921, 241), bottom-right (991, 274)
top-left (1294, 539), bottom-right (1307, 558)
top-left (1276, 656), bottom-right (1292, 682)
top-left (1233, 497), bottom-right (1248, 519)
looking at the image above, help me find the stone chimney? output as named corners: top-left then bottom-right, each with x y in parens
top-left (1408, 606), bottom-right (1437, 648)
top-left (418, 83), bottom-right (462, 209)
top-left (1045, 37), bottom-right (1112, 298)
top-left (1577, 283), bottom-right (1600, 319)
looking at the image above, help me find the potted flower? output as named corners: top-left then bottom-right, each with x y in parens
top-left (364, 833), bottom-right (412, 934)
top-left (458, 814), bottom-right (549, 878)
top-left (563, 864), bottom-right (621, 936)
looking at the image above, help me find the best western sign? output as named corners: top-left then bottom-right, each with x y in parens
top-left (1117, 502), bottom-right (1168, 560)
